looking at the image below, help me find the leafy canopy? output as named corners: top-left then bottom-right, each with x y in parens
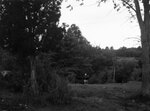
top-left (0, 0), bottom-right (64, 57)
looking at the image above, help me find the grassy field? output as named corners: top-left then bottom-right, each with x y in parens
top-left (37, 81), bottom-right (150, 111)
top-left (1, 81), bottom-right (150, 111)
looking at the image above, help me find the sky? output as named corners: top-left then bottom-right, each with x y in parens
top-left (59, 0), bottom-right (141, 49)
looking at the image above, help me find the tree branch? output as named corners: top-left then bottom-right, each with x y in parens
top-left (143, 0), bottom-right (150, 23)
top-left (122, 0), bottom-right (136, 13)
top-left (134, 0), bottom-right (144, 30)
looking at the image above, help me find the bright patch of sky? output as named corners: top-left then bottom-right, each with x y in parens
top-left (60, 0), bottom-right (141, 49)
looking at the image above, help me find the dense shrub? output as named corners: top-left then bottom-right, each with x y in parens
top-left (88, 71), bottom-right (108, 84)
top-left (47, 74), bottom-right (72, 104)
top-left (19, 69), bottom-right (72, 106)
top-left (115, 57), bottom-right (138, 83)
top-left (67, 73), bottom-right (76, 83)
top-left (0, 49), bottom-right (25, 92)
top-left (36, 53), bottom-right (72, 104)
top-left (131, 68), bottom-right (142, 81)
top-left (36, 69), bottom-right (72, 105)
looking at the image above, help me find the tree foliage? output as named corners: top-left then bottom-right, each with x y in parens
top-left (116, 46), bottom-right (142, 58)
top-left (56, 24), bottom-right (93, 83)
top-left (0, 0), bottom-right (64, 57)
top-left (0, 0), bottom-right (65, 94)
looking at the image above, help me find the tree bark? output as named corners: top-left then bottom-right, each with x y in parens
top-left (140, 0), bottom-right (150, 96)
top-left (134, 0), bottom-right (150, 96)
top-left (141, 28), bottom-right (150, 96)
top-left (142, 63), bottom-right (150, 96)
top-left (30, 56), bottom-right (38, 95)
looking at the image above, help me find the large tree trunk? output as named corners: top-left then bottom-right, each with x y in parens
top-left (134, 0), bottom-right (150, 96)
top-left (140, 0), bottom-right (150, 96)
top-left (30, 56), bottom-right (38, 95)
top-left (141, 28), bottom-right (150, 96)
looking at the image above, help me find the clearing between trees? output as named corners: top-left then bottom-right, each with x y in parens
top-left (37, 81), bottom-right (150, 111)
top-left (1, 81), bottom-right (150, 111)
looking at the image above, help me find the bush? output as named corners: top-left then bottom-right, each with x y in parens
top-left (88, 71), bottom-right (107, 84)
top-left (36, 70), bottom-right (72, 105)
top-left (5, 71), bottom-right (25, 92)
top-left (47, 74), bottom-right (72, 104)
top-left (131, 68), bottom-right (142, 81)
top-left (0, 70), bottom-right (25, 93)
top-left (36, 54), bottom-right (72, 105)
top-left (115, 58), bottom-right (138, 83)
top-left (88, 75), bottom-right (98, 84)
top-left (20, 70), bottom-right (72, 106)
top-left (67, 73), bottom-right (76, 83)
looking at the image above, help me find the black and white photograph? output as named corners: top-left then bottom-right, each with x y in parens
top-left (0, 0), bottom-right (149, 111)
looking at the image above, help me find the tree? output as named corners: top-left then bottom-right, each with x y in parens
top-left (0, 0), bottom-right (63, 94)
top-left (116, 47), bottom-right (142, 57)
top-left (105, 0), bottom-right (150, 96)
top-left (58, 24), bottom-right (93, 83)
top-left (115, 57), bottom-right (138, 83)
top-left (71, 0), bottom-right (150, 96)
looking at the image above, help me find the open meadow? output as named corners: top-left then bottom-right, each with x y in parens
top-left (37, 81), bottom-right (150, 111)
